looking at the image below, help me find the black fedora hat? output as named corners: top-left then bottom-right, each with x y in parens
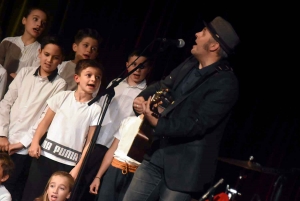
top-left (203, 16), bottom-right (240, 55)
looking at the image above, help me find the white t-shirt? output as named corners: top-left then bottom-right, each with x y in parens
top-left (96, 78), bottom-right (147, 147)
top-left (40, 91), bottom-right (101, 166)
top-left (0, 185), bottom-right (12, 201)
top-left (114, 115), bottom-right (143, 166)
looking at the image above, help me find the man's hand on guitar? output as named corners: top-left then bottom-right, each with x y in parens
top-left (133, 96), bottom-right (146, 114)
top-left (142, 97), bottom-right (159, 127)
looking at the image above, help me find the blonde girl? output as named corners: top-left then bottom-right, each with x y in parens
top-left (34, 171), bottom-right (74, 201)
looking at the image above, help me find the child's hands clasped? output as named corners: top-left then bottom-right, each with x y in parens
top-left (8, 142), bottom-right (24, 155)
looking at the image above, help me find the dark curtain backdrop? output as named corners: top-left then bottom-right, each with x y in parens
top-left (1, 0), bottom-right (299, 201)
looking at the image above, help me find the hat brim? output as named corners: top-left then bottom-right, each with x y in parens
top-left (203, 20), bottom-right (233, 55)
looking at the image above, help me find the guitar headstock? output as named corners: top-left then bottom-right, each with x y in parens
top-left (150, 88), bottom-right (174, 118)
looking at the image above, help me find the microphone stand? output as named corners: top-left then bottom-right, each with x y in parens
top-left (69, 39), bottom-right (167, 201)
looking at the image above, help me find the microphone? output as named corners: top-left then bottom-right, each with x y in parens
top-left (157, 38), bottom-right (185, 48)
top-left (199, 178), bottom-right (224, 201)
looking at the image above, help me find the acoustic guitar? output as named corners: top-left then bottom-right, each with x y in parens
top-left (127, 88), bottom-right (174, 162)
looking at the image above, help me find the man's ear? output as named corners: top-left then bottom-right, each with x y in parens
top-left (210, 41), bottom-right (220, 52)
top-left (72, 43), bottom-right (78, 52)
top-left (1, 174), bottom-right (9, 183)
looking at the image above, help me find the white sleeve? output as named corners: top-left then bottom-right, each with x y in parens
top-left (20, 106), bottom-right (49, 148)
top-left (115, 115), bottom-right (143, 141)
top-left (114, 118), bottom-right (127, 140)
top-left (46, 92), bottom-right (63, 112)
top-left (57, 61), bottom-right (68, 74)
top-left (90, 105), bottom-right (102, 126)
top-left (0, 178), bottom-right (12, 200)
top-left (0, 65), bottom-right (7, 100)
top-left (0, 193), bottom-right (12, 201)
top-left (0, 68), bottom-right (24, 137)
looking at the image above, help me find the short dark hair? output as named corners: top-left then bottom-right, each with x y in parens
top-left (40, 34), bottom-right (66, 56)
top-left (0, 152), bottom-right (14, 177)
top-left (75, 59), bottom-right (103, 75)
top-left (128, 49), bottom-right (153, 68)
top-left (23, 6), bottom-right (49, 19)
top-left (18, 6), bottom-right (49, 37)
top-left (74, 28), bottom-right (103, 46)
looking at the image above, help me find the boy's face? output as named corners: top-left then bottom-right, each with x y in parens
top-left (47, 175), bottom-right (71, 201)
top-left (0, 163), bottom-right (9, 183)
top-left (126, 56), bottom-right (150, 86)
top-left (74, 67), bottom-right (102, 94)
top-left (73, 37), bottom-right (99, 61)
top-left (39, 44), bottom-right (64, 76)
top-left (22, 9), bottom-right (47, 38)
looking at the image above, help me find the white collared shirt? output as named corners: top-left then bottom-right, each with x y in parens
top-left (96, 78), bottom-right (147, 147)
top-left (0, 66), bottom-right (67, 155)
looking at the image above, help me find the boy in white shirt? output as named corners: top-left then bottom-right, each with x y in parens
top-left (58, 28), bottom-right (102, 91)
top-left (0, 152), bottom-right (14, 201)
top-left (89, 115), bottom-right (144, 201)
top-left (22, 59), bottom-right (103, 201)
top-left (0, 35), bottom-right (67, 200)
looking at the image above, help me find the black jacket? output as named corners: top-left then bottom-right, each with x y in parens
top-left (138, 56), bottom-right (239, 192)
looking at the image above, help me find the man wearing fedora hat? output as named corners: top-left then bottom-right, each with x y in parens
top-left (123, 16), bottom-right (240, 201)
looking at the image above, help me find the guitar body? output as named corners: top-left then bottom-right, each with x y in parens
top-left (127, 89), bottom-right (173, 163)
